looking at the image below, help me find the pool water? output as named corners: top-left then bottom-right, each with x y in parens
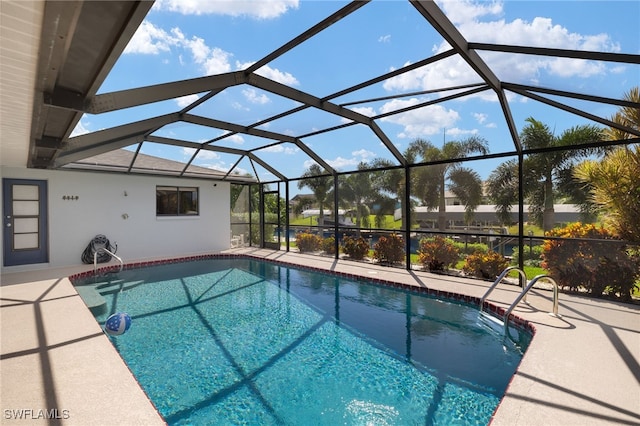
top-left (76, 258), bottom-right (531, 425)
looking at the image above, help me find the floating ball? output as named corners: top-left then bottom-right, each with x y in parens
top-left (104, 312), bottom-right (131, 336)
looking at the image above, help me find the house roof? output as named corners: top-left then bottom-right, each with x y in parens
top-left (1, 1), bottom-right (638, 184)
top-left (290, 194), bottom-right (316, 202)
top-left (63, 148), bottom-right (255, 182)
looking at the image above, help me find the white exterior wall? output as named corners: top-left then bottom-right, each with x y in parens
top-left (1, 167), bottom-right (230, 273)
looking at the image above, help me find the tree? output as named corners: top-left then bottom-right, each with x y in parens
top-left (574, 147), bottom-right (640, 242)
top-left (486, 160), bottom-right (519, 226)
top-left (368, 158), bottom-right (406, 228)
top-left (370, 154), bottom-right (415, 229)
top-left (602, 86), bottom-right (640, 141)
top-left (297, 164), bottom-right (333, 226)
top-left (410, 136), bottom-right (489, 231)
top-left (487, 117), bottom-right (603, 232)
top-left (574, 86), bottom-right (640, 242)
top-left (337, 162), bottom-right (375, 235)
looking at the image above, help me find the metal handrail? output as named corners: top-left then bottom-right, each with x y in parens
top-left (94, 248), bottom-right (123, 275)
top-left (480, 266), bottom-right (528, 311)
top-left (503, 274), bottom-right (560, 334)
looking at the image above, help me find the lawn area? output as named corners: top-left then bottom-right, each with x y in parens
top-left (507, 224), bottom-right (544, 236)
top-left (289, 214), bottom-right (402, 229)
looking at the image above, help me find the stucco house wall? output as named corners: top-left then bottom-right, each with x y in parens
top-left (1, 167), bottom-right (230, 273)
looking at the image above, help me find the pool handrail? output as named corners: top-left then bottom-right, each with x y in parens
top-left (503, 274), bottom-right (560, 334)
top-left (480, 266), bottom-right (528, 312)
top-left (94, 247), bottom-right (123, 275)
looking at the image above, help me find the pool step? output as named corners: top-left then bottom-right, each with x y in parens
top-left (75, 285), bottom-right (107, 315)
top-left (96, 279), bottom-right (144, 294)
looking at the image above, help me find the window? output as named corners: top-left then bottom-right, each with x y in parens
top-left (156, 186), bottom-right (199, 216)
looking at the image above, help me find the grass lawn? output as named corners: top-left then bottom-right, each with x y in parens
top-left (290, 214), bottom-right (402, 229)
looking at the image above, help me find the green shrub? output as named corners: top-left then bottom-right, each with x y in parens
top-left (453, 241), bottom-right (489, 257)
top-left (373, 233), bottom-right (405, 265)
top-left (417, 236), bottom-right (460, 271)
top-left (296, 232), bottom-right (322, 253)
top-left (342, 235), bottom-right (370, 260)
top-left (542, 223), bottom-right (639, 300)
top-left (511, 244), bottom-right (543, 266)
top-left (463, 250), bottom-right (510, 279)
top-left (322, 236), bottom-right (336, 255)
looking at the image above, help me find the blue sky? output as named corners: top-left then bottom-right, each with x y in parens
top-left (74, 0), bottom-right (639, 186)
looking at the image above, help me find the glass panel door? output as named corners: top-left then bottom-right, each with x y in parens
top-left (3, 179), bottom-right (49, 266)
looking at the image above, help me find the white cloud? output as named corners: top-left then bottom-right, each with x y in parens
top-left (233, 167), bottom-right (250, 175)
top-left (200, 47), bottom-right (233, 75)
top-left (125, 20), bottom-right (235, 76)
top-left (258, 144), bottom-right (297, 154)
top-left (339, 106), bottom-right (374, 124)
top-left (384, 0), bottom-right (620, 93)
top-left (327, 156), bottom-right (360, 170)
top-left (199, 153), bottom-right (223, 161)
top-left (225, 134), bottom-right (245, 145)
top-left (302, 159), bottom-right (317, 169)
top-left (236, 61), bottom-right (299, 86)
top-left (352, 149), bottom-right (375, 159)
top-left (153, 0), bottom-right (299, 19)
top-left (202, 162), bottom-right (230, 172)
top-left (182, 147), bottom-right (220, 160)
top-left (473, 112), bottom-right (487, 124)
top-left (547, 57), bottom-right (606, 78)
top-left (232, 102), bottom-right (250, 111)
top-left (444, 127), bottom-right (478, 137)
top-left (125, 21), bottom-right (178, 54)
top-left (379, 98), bottom-right (460, 138)
top-left (176, 94), bottom-right (200, 108)
top-left (301, 149), bottom-right (376, 172)
top-left (350, 106), bottom-right (376, 117)
top-left (242, 88), bottom-right (270, 104)
top-left (125, 18), bottom-right (302, 87)
top-left (178, 32), bottom-right (210, 63)
top-left (304, 157), bottom-right (359, 171)
top-left (70, 119), bottom-right (91, 137)
top-left (201, 132), bottom-right (244, 145)
top-left (378, 34), bottom-right (391, 43)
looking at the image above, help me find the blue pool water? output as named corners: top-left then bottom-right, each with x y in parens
top-left (75, 257), bottom-right (531, 425)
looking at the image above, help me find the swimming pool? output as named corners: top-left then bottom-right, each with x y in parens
top-left (73, 256), bottom-right (532, 425)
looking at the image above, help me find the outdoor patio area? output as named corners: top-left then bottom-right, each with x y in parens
top-left (1, 249), bottom-right (638, 425)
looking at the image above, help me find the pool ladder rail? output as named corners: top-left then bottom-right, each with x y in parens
top-left (481, 266), bottom-right (561, 334)
top-left (93, 247), bottom-right (123, 276)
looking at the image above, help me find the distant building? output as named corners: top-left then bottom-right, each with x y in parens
top-left (289, 194), bottom-right (317, 212)
top-left (399, 204), bottom-right (583, 228)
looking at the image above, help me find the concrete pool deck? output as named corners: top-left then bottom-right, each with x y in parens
top-left (1, 248), bottom-right (639, 425)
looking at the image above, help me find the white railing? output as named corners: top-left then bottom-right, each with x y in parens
top-left (94, 248), bottom-right (123, 275)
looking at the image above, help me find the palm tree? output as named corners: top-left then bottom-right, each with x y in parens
top-left (369, 159), bottom-right (408, 228)
top-left (574, 146), bottom-right (640, 242)
top-left (602, 86), bottom-right (639, 141)
top-left (369, 142), bottom-right (426, 229)
top-left (297, 164), bottom-right (333, 226)
top-left (486, 160), bottom-right (519, 226)
top-left (487, 117), bottom-right (603, 232)
top-left (410, 136), bottom-right (489, 231)
top-left (337, 162), bottom-right (374, 235)
top-left (574, 86), bottom-right (640, 242)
